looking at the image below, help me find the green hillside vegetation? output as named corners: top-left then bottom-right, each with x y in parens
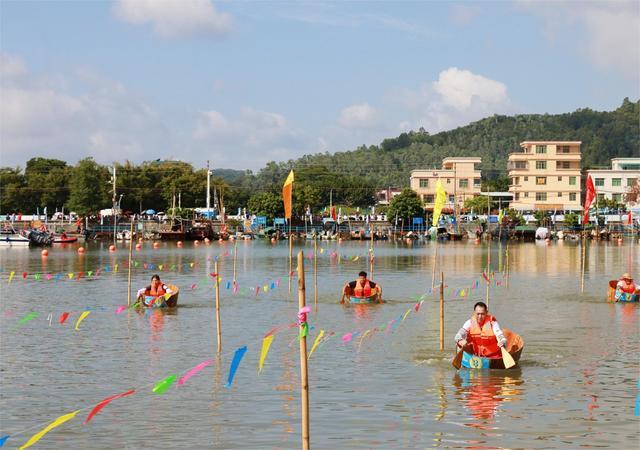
top-left (1, 98), bottom-right (637, 216)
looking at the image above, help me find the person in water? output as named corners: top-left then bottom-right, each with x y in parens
top-left (454, 301), bottom-right (507, 358)
top-left (615, 273), bottom-right (637, 301)
top-left (343, 271), bottom-right (381, 300)
top-left (137, 274), bottom-right (173, 307)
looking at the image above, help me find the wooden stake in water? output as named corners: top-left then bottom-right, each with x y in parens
top-left (289, 222), bottom-right (293, 293)
top-left (232, 238), bottom-right (238, 285)
top-left (486, 237), bottom-right (491, 308)
top-left (127, 219), bottom-right (134, 306)
top-left (431, 243), bottom-right (438, 290)
top-left (297, 251), bottom-right (310, 450)
top-left (505, 242), bottom-right (510, 289)
top-left (215, 261), bottom-right (222, 353)
top-left (369, 223), bottom-right (374, 279)
top-left (439, 271), bottom-right (444, 351)
top-left (581, 234), bottom-right (586, 293)
top-left (314, 238), bottom-right (318, 313)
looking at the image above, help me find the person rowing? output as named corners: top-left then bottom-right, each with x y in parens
top-left (454, 301), bottom-right (507, 358)
top-left (342, 271), bottom-right (382, 303)
top-left (136, 274), bottom-right (174, 307)
top-left (615, 273), bottom-right (637, 302)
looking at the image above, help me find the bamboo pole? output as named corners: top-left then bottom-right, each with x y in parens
top-left (505, 242), bottom-right (510, 289)
top-left (581, 234), bottom-right (586, 293)
top-left (369, 223), bottom-right (374, 279)
top-left (486, 236), bottom-right (491, 308)
top-left (314, 238), bottom-right (318, 313)
top-left (289, 222), bottom-right (293, 293)
top-left (297, 251), bottom-right (310, 450)
top-left (431, 243), bottom-right (438, 290)
top-left (439, 272), bottom-right (444, 351)
top-left (127, 219), bottom-right (134, 306)
top-left (232, 238), bottom-right (238, 285)
top-left (215, 261), bottom-right (222, 353)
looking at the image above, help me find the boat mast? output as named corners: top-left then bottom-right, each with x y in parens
top-left (206, 160), bottom-right (211, 216)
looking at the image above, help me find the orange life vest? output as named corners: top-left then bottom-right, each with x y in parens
top-left (148, 283), bottom-right (167, 297)
top-left (619, 280), bottom-right (636, 294)
top-left (353, 280), bottom-right (372, 298)
top-left (469, 314), bottom-right (500, 358)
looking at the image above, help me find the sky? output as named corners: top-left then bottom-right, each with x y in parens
top-left (1, 0), bottom-right (638, 171)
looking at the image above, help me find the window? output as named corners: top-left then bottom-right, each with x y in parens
top-left (515, 193), bottom-right (520, 200)
top-left (612, 178), bottom-right (622, 187)
top-left (419, 179), bottom-right (429, 188)
top-left (569, 193), bottom-right (576, 201)
top-left (524, 192), bottom-right (529, 198)
top-left (536, 192), bottom-right (547, 201)
top-left (597, 193), bottom-right (605, 202)
top-left (448, 195), bottom-right (455, 203)
top-left (511, 177), bottom-right (519, 186)
top-left (558, 176), bottom-right (562, 182)
top-left (558, 192), bottom-right (562, 197)
top-left (536, 161), bottom-right (547, 170)
top-left (459, 179), bottom-right (468, 188)
top-left (595, 178), bottom-right (604, 187)
top-left (612, 193), bottom-right (622, 202)
top-left (474, 178), bottom-right (481, 187)
top-left (536, 177), bottom-right (547, 185)
top-left (515, 161), bottom-right (527, 169)
top-left (569, 176), bottom-right (577, 185)
top-left (524, 176), bottom-right (528, 182)
top-left (557, 161), bottom-right (570, 169)
top-left (628, 178), bottom-right (638, 187)
top-left (558, 145), bottom-right (570, 153)
top-left (535, 145), bottom-right (547, 154)
top-left (425, 195), bottom-right (434, 203)
top-left (446, 178), bottom-right (451, 184)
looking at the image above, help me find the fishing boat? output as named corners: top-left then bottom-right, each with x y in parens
top-left (140, 284), bottom-right (180, 308)
top-left (343, 285), bottom-right (382, 304)
top-left (607, 280), bottom-right (639, 302)
top-left (460, 329), bottom-right (524, 369)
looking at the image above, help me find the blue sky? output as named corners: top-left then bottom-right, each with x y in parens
top-left (1, 0), bottom-right (638, 170)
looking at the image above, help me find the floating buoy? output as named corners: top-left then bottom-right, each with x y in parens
top-left (229, 236), bottom-right (235, 241)
top-left (109, 245), bottom-right (116, 252)
top-left (138, 237), bottom-right (143, 243)
top-left (153, 242), bottom-right (160, 249)
top-left (194, 240), bottom-right (200, 246)
top-left (77, 247), bottom-right (85, 254)
top-left (204, 238), bottom-right (210, 244)
top-left (41, 249), bottom-right (49, 257)
top-left (338, 238), bottom-right (343, 242)
top-left (135, 244), bottom-right (142, 250)
top-left (474, 238), bottom-right (481, 244)
top-left (218, 238), bottom-right (223, 243)
top-left (617, 238), bottom-right (623, 245)
top-left (545, 238), bottom-right (550, 245)
top-left (271, 237), bottom-right (276, 244)
top-left (177, 241), bottom-right (183, 247)
top-left (406, 238), bottom-right (412, 244)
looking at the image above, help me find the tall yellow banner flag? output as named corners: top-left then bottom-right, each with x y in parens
top-left (282, 170), bottom-right (294, 219)
top-left (432, 180), bottom-right (447, 227)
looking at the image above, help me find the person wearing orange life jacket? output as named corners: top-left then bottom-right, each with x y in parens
top-left (136, 274), bottom-right (173, 307)
top-left (343, 271), bottom-right (381, 300)
top-left (454, 301), bottom-right (507, 358)
top-left (615, 273), bottom-right (637, 302)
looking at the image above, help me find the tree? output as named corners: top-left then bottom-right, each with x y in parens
top-left (0, 167), bottom-right (26, 214)
top-left (247, 192), bottom-right (283, 220)
top-left (563, 212), bottom-right (579, 227)
top-left (387, 188), bottom-right (424, 221)
top-left (24, 157), bottom-right (69, 212)
top-left (67, 158), bottom-right (110, 215)
top-left (463, 195), bottom-right (495, 214)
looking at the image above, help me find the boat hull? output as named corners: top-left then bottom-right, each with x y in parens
top-left (0, 236), bottom-right (30, 246)
top-left (349, 294), bottom-right (380, 304)
top-left (460, 329), bottom-right (524, 369)
top-left (608, 280), bottom-right (639, 302)
top-left (140, 284), bottom-right (180, 308)
top-left (53, 237), bottom-right (78, 244)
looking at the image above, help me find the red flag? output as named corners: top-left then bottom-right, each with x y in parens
top-left (330, 206), bottom-right (337, 220)
top-left (583, 175), bottom-right (596, 225)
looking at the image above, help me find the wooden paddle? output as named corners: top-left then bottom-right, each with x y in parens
top-left (501, 346), bottom-right (516, 369)
top-left (452, 347), bottom-right (464, 369)
top-left (340, 292), bottom-right (346, 304)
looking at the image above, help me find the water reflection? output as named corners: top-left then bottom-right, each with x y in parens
top-left (452, 369), bottom-right (524, 428)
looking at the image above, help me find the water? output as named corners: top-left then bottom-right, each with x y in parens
top-left (1, 239), bottom-right (638, 449)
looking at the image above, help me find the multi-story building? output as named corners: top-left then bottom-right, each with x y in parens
top-left (586, 158), bottom-right (640, 205)
top-left (508, 141), bottom-right (582, 211)
top-left (410, 157), bottom-right (482, 211)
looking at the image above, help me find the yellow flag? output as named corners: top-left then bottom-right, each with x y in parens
top-left (258, 335), bottom-right (274, 373)
top-left (308, 330), bottom-right (325, 359)
top-left (20, 410), bottom-right (80, 449)
top-left (432, 180), bottom-right (447, 227)
top-left (74, 311), bottom-right (90, 331)
top-left (282, 170), bottom-right (294, 219)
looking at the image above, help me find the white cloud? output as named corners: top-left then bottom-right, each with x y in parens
top-left (338, 103), bottom-right (378, 129)
top-left (387, 67), bottom-right (513, 133)
top-left (450, 4), bottom-right (481, 26)
top-left (0, 53), bottom-right (27, 78)
top-left (518, 0), bottom-right (639, 81)
top-left (113, 0), bottom-right (232, 38)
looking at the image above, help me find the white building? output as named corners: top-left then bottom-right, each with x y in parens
top-left (587, 158), bottom-right (640, 206)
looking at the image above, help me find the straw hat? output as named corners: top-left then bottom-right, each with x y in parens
top-left (622, 273), bottom-right (632, 279)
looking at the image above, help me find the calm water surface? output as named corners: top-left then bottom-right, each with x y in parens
top-left (1, 239), bottom-right (638, 449)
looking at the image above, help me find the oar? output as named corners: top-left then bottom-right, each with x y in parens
top-left (501, 346), bottom-right (516, 369)
top-left (452, 347), bottom-right (464, 370)
top-left (340, 292), bottom-right (346, 304)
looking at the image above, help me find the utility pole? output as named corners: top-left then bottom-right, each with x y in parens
top-left (178, 192), bottom-right (181, 209)
top-left (112, 166), bottom-right (117, 246)
top-left (206, 160), bottom-right (211, 216)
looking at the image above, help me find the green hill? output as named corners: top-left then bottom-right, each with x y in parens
top-left (255, 98), bottom-right (639, 187)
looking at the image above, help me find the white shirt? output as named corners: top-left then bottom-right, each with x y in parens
top-left (455, 318), bottom-right (507, 346)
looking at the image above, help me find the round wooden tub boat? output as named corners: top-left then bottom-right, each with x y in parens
top-left (140, 284), bottom-right (180, 308)
top-left (343, 285), bottom-right (382, 304)
top-left (607, 280), bottom-right (639, 302)
top-left (461, 329), bottom-right (524, 370)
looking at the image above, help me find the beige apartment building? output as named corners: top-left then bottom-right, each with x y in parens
top-left (410, 157), bottom-right (482, 211)
top-left (587, 158), bottom-right (640, 206)
top-left (508, 141), bottom-right (582, 211)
